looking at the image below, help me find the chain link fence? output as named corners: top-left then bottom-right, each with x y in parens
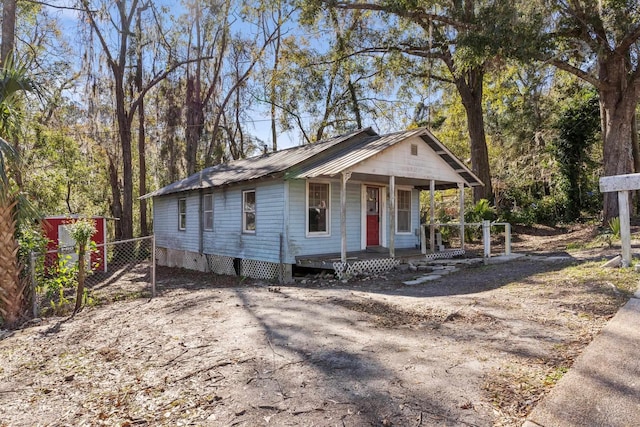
top-left (28, 236), bottom-right (156, 316)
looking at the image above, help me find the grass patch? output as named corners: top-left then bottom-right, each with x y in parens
top-left (559, 261), bottom-right (638, 296)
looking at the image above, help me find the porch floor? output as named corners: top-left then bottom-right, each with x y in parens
top-left (295, 247), bottom-right (425, 270)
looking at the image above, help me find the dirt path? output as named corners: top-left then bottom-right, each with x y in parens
top-left (1, 227), bottom-right (637, 426)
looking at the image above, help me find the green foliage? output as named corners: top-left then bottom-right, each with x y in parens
top-left (16, 224), bottom-right (49, 283)
top-left (552, 89), bottom-right (601, 221)
top-left (68, 219), bottom-right (96, 249)
top-left (464, 199), bottom-right (496, 223)
top-left (24, 127), bottom-right (108, 215)
top-left (41, 255), bottom-right (77, 316)
top-left (608, 217), bottom-right (621, 240)
top-left (464, 199), bottom-right (496, 241)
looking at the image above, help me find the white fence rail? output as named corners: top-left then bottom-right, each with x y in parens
top-left (420, 221), bottom-right (512, 258)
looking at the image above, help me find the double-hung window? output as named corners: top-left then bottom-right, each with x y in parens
top-left (307, 182), bottom-right (330, 235)
top-left (242, 190), bottom-right (256, 233)
top-left (178, 198), bottom-right (187, 230)
top-left (396, 189), bottom-right (411, 233)
top-left (203, 194), bottom-right (213, 231)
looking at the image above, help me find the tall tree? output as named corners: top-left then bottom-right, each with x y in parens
top-left (1, 0), bottom-right (16, 65)
top-left (80, 0), bottom-right (198, 239)
top-left (0, 62), bottom-right (35, 328)
top-left (539, 0), bottom-right (640, 221)
top-left (311, 0), bottom-right (540, 202)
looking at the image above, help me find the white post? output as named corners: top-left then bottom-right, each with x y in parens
top-left (430, 180), bottom-right (435, 253)
top-left (618, 190), bottom-right (632, 267)
top-left (420, 224), bottom-right (427, 254)
top-left (482, 220), bottom-right (491, 260)
top-left (151, 235), bottom-right (156, 297)
top-left (505, 223), bottom-right (512, 256)
top-left (458, 183), bottom-right (465, 250)
top-left (341, 171), bottom-right (351, 263)
top-left (389, 175), bottom-right (395, 258)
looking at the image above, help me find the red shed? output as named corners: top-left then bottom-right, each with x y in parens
top-left (43, 216), bottom-right (108, 272)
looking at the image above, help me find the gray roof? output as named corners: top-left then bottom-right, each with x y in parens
top-left (143, 127), bottom-right (482, 199)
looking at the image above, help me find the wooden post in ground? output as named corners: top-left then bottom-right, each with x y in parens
top-left (599, 173), bottom-right (640, 267)
top-left (618, 190), bottom-right (631, 267)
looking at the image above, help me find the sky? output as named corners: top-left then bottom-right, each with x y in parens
top-left (45, 0), bottom-right (307, 151)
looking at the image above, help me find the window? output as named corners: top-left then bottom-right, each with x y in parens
top-left (242, 190), bottom-right (256, 233)
top-left (411, 144), bottom-right (418, 156)
top-left (307, 182), bottom-right (330, 235)
top-left (396, 189), bottom-right (411, 233)
top-left (203, 194), bottom-right (213, 231)
top-left (178, 198), bottom-right (187, 230)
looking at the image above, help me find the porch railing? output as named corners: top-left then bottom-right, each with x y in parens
top-left (420, 220), bottom-right (512, 258)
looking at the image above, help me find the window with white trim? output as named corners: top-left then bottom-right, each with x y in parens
top-left (242, 190), bottom-right (256, 233)
top-left (178, 198), bottom-right (187, 230)
top-left (307, 182), bottom-right (330, 235)
top-left (203, 194), bottom-right (213, 231)
top-left (396, 189), bottom-right (411, 233)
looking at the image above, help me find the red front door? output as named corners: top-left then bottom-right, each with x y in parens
top-left (366, 187), bottom-right (380, 246)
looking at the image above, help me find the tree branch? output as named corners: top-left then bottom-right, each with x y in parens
top-left (548, 58), bottom-right (600, 88)
top-left (332, 2), bottom-right (475, 30)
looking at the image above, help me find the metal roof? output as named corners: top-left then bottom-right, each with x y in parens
top-left (143, 128), bottom-right (376, 198)
top-left (143, 127), bottom-right (482, 199)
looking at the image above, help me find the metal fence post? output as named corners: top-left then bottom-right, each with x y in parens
top-left (505, 223), bottom-right (511, 256)
top-left (29, 251), bottom-right (38, 318)
top-left (151, 235), bottom-right (156, 298)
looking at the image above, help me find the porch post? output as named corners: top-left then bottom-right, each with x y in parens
top-left (430, 180), bottom-right (435, 253)
top-left (341, 171), bottom-right (352, 263)
top-left (389, 175), bottom-right (396, 258)
top-left (458, 183), bottom-right (465, 250)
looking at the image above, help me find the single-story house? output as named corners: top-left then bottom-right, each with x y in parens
top-left (144, 127), bottom-right (482, 281)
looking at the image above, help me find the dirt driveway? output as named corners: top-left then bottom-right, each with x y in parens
top-left (1, 225), bottom-right (637, 426)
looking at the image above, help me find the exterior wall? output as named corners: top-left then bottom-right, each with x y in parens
top-left (350, 135), bottom-right (463, 183)
top-left (42, 216), bottom-right (108, 272)
top-left (153, 191), bottom-right (201, 252)
top-left (153, 178), bottom-right (420, 267)
top-left (202, 181), bottom-right (285, 264)
top-left (389, 188), bottom-right (421, 249)
top-left (287, 178), bottom-right (362, 258)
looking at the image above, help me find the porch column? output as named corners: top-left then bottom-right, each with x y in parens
top-left (389, 175), bottom-right (396, 258)
top-left (430, 180), bottom-right (435, 253)
top-left (458, 183), bottom-right (465, 250)
top-left (341, 171), bottom-right (352, 263)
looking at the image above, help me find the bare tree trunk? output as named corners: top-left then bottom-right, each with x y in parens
top-left (270, 7), bottom-right (282, 152)
top-left (136, 5), bottom-right (148, 236)
top-left (600, 54), bottom-right (637, 222)
top-left (1, 0), bottom-right (16, 66)
top-left (73, 244), bottom-right (86, 313)
top-left (114, 74), bottom-right (134, 240)
top-left (185, 76), bottom-right (204, 175)
top-left (454, 67), bottom-right (493, 203)
top-left (108, 156), bottom-right (123, 242)
top-left (348, 79), bottom-right (362, 129)
top-left (0, 198), bottom-right (23, 329)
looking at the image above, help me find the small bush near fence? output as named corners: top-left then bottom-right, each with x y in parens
top-left (28, 236), bottom-right (155, 317)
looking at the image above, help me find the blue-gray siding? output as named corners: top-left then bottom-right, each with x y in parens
top-left (202, 181), bottom-right (285, 263)
top-left (287, 179), bottom-right (362, 258)
top-left (153, 179), bottom-right (420, 265)
top-left (154, 191), bottom-right (201, 252)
